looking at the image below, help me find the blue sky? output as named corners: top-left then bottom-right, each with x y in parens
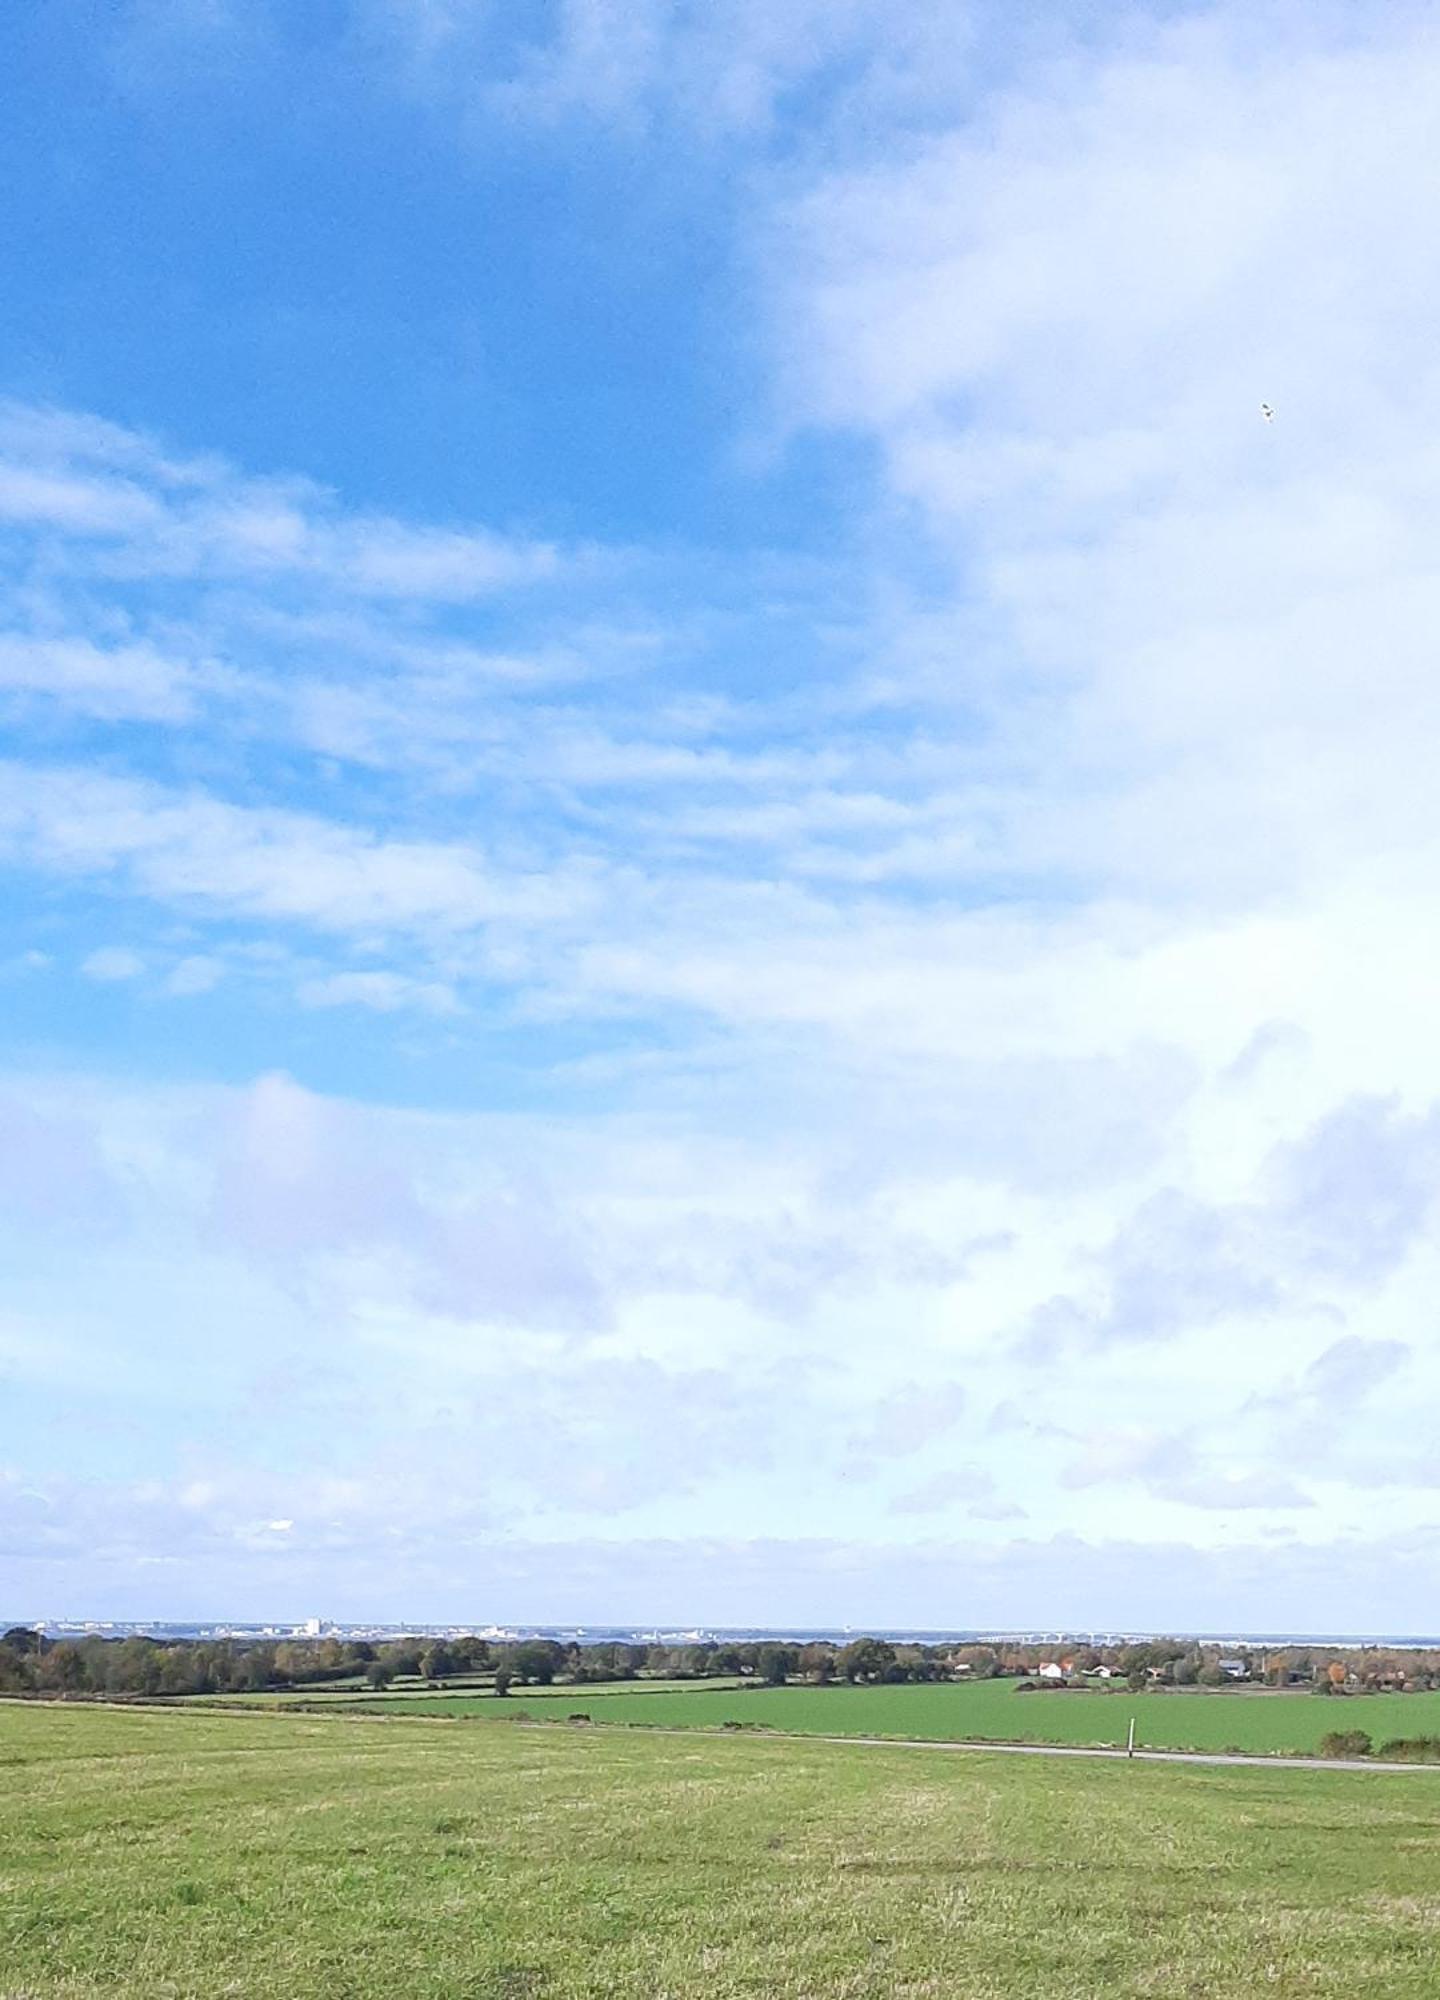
top-left (5, 0), bottom-right (1440, 1630)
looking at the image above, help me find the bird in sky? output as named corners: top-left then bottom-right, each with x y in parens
top-left (1260, 403), bottom-right (1275, 422)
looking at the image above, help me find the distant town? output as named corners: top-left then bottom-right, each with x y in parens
top-left (15, 1618), bottom-right (1440, 1650)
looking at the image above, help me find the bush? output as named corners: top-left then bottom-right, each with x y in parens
top-left (1377, 1736), bottom-right (1440, 1763)
top-left (1318, 1730), bottom-right (1373, 1759)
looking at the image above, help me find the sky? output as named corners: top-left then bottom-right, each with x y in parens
top-left (3, 0), bottom-right (1440, 1632)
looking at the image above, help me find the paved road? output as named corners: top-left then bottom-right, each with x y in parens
top-left (799, 1732), bottom-right (1440, 1775)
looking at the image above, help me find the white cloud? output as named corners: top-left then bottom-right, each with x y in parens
top-left (847, 1382), bottom-right (967, 1461)
top-left (80, 946), bottom-right (146, 983)
top-left (165, 954), bottom-right (224, 996)
top-left (890, 1466), bottom-right (998, 1516)
top-left (296, 969), bottom-right (461, 1015)
top-left (0, 463), bottom-right (163, 535)
top-left (0, 634), bottom-right (196, 722)
top-left (364, 0), bottom-right (973, 139)
top-left (152, 498), bottom-right (561, 600)
top-left (772, 6), bottom-right (1440, 915)
top-left (7, 1054), bottom-right (1440, 1565)
top-left (0, 399), bottom-right (560, 602)
top-left (0, 762), bottom-right (590, 937)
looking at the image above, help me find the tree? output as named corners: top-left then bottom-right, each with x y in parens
top-left (106, 1638), bottom-right (162, 1697)
top-left (420, 1642), bottom-right (456, 1683)
top-left (236, 1644), bottom-right (278, 1692)
top-left (366, 1659), bottom-right (397, 1691)
top-left (1327, 1661), bottom-right (1348, 1689)
top-left (493, 1666), bottom-right (513, 1697)
top-left (798, 1643), bottom-right (834, 1684)
top-left (0, 1643), bottom-right (32, 1693)
top-left (37, 1641), bottom-right (87, 1693)
top-left (756, 1644), bottom-right (796, 1686)
top-left (836, 1638), bottom-right (895, 1685)
top-left (158, 1646), bottom-right (211, 1696)
top-left (1, 1627), bottom-right (42, 1656)
top-left (273, 1642), bottom-right (315, 1684)
top-left (512, 1640), bottom-right (563, 1686)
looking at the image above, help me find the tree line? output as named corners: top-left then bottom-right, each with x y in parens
top-left (0, 1629), bottom-right (941, 1698)
top-left (5, 1626), bottom-right (1439, 1701)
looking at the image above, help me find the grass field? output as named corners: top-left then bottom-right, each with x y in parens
top-left (7, 1702), bottom-right (1440, 1997)
top-left (303, 1677), bottom-right (1440, 1757)
top-left (203, 1677), bottom-right (748, 1707)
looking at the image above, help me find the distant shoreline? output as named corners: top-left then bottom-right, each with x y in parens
top-left (14, 1621), bottom-right (1440, 1650)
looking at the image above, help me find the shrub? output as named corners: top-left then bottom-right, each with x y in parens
top-left (1318, 1730), bottom-right (1373, 1759)
top-left (1377, 1736), bottom-right (1440, 1763)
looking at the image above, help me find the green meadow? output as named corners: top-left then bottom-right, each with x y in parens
top-left (199, 1676), bottom-right (748, 1707)
top-left (6, 1701), bottom-right (1440, 1998)
top-left (310, 1676), bottom-right (1440, 1757)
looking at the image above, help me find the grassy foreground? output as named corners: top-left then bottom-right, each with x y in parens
top-left (323, 1676), bottom-right (1440, 1757)
top-left (6, 1704), bottom-right (1440, 1997)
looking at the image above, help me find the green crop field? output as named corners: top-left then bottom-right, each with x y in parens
top-left (314, 1677), bottom-right (1440, 1757)
top-left (6, 1702), bottom-right (1440, 1998)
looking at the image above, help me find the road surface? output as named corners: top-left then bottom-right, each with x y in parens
top-left (810, 1732), bottom-right (1435, 1774)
